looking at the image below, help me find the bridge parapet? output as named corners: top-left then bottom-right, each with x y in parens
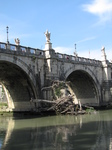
top-left (0, 42), bottom-right (103, 66)
top-left (0, 42), bottom-right (45, 57)
top-left (56, 52), bottom-right (102, 66)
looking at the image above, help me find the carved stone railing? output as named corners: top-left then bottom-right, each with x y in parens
top-left (0, 42), bottom-right (45, 57)
top-left (56, 52), bottom-right (102, 66)
top-left (0, 42), bottom-right (102, 66)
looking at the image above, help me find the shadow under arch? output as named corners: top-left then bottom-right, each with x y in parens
top-left (0, 60), bottom-right (38, 111)
top-left (65, 66), bottom-right (101, 106)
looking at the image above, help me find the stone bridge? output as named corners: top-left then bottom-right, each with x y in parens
top-left (0, 35), bottom-right (112, 111)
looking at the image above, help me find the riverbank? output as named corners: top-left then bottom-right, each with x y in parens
top-left (0, 108), bottom-right (97, 117)
top-left (0, 102), bottom-right (112, 117)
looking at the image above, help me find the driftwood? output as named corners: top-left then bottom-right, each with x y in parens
top-left (47, 95), bottom-right (74, 113)
top-left (30, 80), bottom-right (87, 115)
top-left (30, 99), bottom-right (56, 104)
top-left (30, 94), bottom-right (86, 115)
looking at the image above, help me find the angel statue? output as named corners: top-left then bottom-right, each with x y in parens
top-left (44, 30), bottom-right (51, 43)
top-left (15, 38), bottom-right (20, 45)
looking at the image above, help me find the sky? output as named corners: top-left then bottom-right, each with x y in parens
top-left (0, 0), bottom-right (112, 61)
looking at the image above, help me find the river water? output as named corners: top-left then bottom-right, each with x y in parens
top-left (0, 110), bottom-right (112, 150)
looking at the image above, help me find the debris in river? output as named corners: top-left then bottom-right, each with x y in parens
top-left (30, 80), bottom-right (88, 115)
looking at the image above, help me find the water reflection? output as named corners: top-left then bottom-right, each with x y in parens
top-left (0, 110), bottom-right (112, 150)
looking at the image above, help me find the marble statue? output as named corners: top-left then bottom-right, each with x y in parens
top-left (15, 38), bottom-right (20, 45)
top-left (44, 30), bottom-right (50, 43)
top-left (101, 46), bottom-right (105, 54)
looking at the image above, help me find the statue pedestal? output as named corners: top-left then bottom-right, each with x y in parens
top-left (45, 42), bottom-right (52, 50)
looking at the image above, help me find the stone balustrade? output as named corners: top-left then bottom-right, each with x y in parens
top-left (56, 52), bottom-right (102, 66)
top-left (0, 42), bottom-right (103, 66)
top-left (0, 42), bottom-right (45, 57)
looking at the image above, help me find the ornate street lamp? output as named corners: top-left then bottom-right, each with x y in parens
top-left (6, 26), bottom-right (9, 44)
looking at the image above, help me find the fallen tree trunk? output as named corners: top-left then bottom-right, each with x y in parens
top-left (30, 96), bottom-right (86, 115)
top-left (47, 95), bottom-right (74, 111)
top-left (30, 80), bottom-right (87, 115)
top-left (30, 99), bottom-right (56, 104)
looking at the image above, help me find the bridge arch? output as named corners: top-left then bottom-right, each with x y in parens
top-left (0, 56), bottom-right (38, 111)
top-left (64, 65), bottom-right (101, 106)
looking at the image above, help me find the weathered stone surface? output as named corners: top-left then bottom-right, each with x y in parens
top-left (0, 41), bottom-right (111, 111)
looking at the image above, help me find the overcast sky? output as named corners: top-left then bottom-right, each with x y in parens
top-left (0, 0), bottom-right (112, 61)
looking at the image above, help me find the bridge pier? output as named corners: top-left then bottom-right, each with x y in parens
top-left (101, 47), bottom-right (112, 104)
top-left (102, 81), bottom-right (112, 104)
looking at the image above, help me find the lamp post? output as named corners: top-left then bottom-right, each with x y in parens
top-left (74, 43), bottom-right (77, 56)
top-left (75, 43), bottom-right (76, 52)
top-left (6, 26), bottom-right (9, 44)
